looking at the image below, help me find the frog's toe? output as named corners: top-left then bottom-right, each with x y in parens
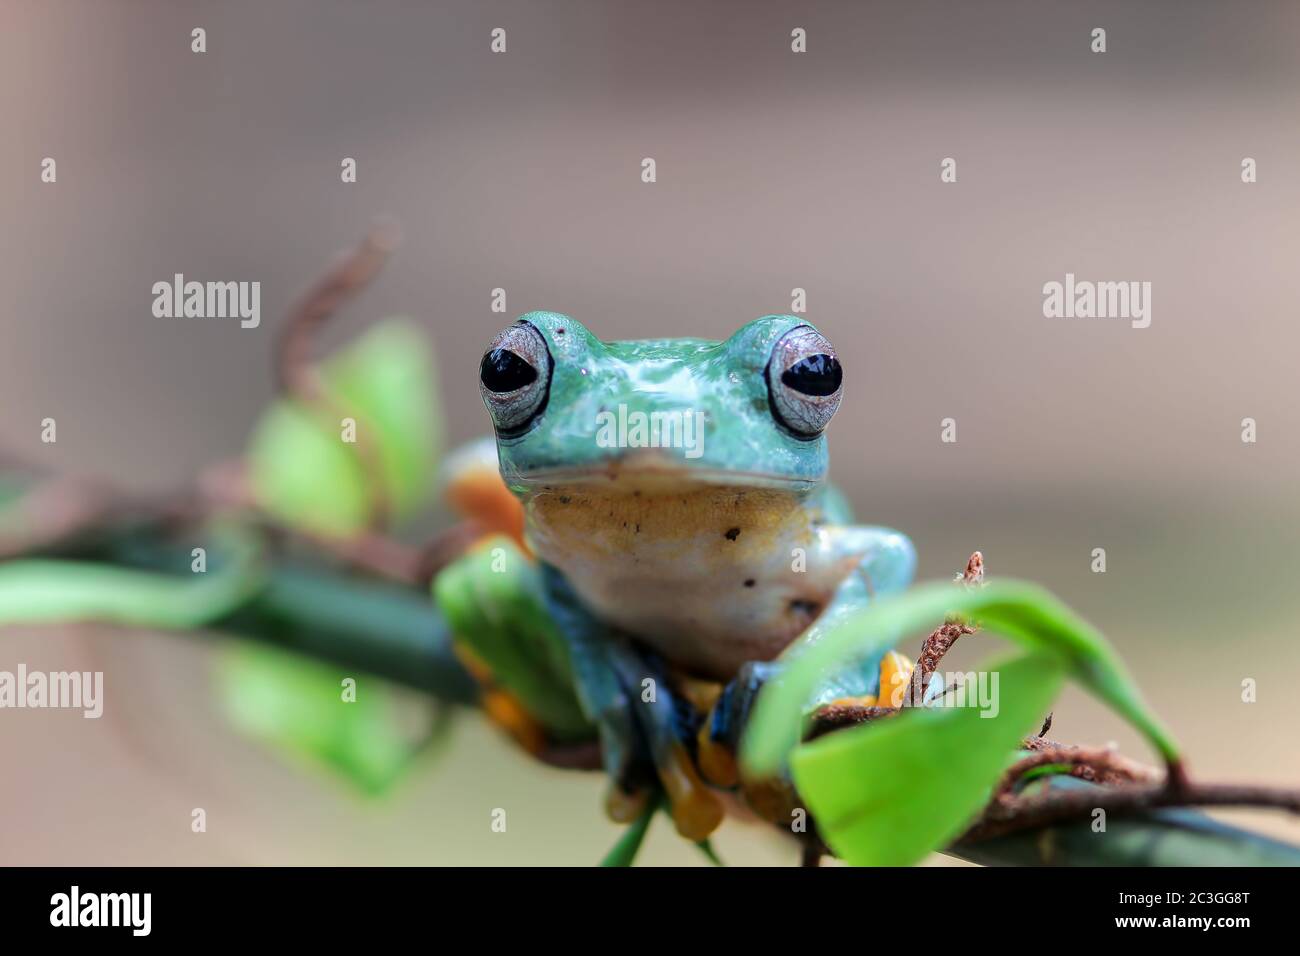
top-left (605, 782), bottom-right (653, 824)
top-left (876, 649), bottom-right (915, 708)
top-left (604, 647), bottom-right (726, 841)
top-left (825, 694), bottom-right (878, 708)
top-left (656, 741), bottom-right (725, 841)
top-left (709, 660), bottom-right (782, 752)
top-left (696, 723), bottom-right (740, 788)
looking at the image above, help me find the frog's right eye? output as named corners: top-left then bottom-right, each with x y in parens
top-left (765, 325), bottom-right (843, 438)
top-left (479, 322), bottom-right (552, 436)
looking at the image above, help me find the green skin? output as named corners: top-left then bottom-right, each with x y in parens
top-left (460, 312), bottom-right (916, 797)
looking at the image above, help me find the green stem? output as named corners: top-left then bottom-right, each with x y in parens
top-left (599, 794), bottom-right (662, 867)
top-left (0, 530), bottom-right (263, 628)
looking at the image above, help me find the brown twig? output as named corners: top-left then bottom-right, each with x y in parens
top-left (275, 221), bottom-right (402, 399)
top-left (274, 222), bottom-right (402, 530)
top-left (961, 779), bottom-right (1300, 843)
top-left (902, 620), bottom-right (975, 707)
top-left (994, 744), bottom-right (1161, 797)
top-left (806, 704), bottom-right (900, 740)
top-left (257, 516), bottom-right (482, 590)
top-left (958, 550), bottom-right (984, 586)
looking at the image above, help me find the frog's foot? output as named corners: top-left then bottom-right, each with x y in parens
top-left (701, 650), bottom-right (939, 786)
top-left (453, 644), bottom-right (549, 755)
top-left (541, 567), bottom-right (724, 841)
top-left (698, 661), bottom-right (781, 788)
top-left (813, 650), bottom-right (949, 716)
top-left (604, 647), bottom-right (725, 842)
top-left (870, 650), bottom-right (914, 709)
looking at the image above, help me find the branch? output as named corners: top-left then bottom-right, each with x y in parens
top-left (953, 776), bottom-right (1300, 867)
top-left (965, 777), bottom-right (1300, 843)
top-left (5, 517), bottom-right (1299, 865)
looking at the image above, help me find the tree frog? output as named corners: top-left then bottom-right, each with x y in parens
top-left (441, 312), bottom-right (917, 841)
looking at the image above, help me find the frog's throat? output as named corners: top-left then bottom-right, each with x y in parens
top-left (517, 475), bottom-right (840, 678)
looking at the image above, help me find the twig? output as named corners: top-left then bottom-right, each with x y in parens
top-left (994, 744), bottom-right (1161, 795)
top-left (274, 223), bottom-right (402, 530)
top-left (806, 704), bottom-right (899, 740)
top-left (901, 620), bottom-right (974, 707)
top-left (275, 221), bottom-right (401, 399)
top-left (962, 779), bottom-right (1300, 843)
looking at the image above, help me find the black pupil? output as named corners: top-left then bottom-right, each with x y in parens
top-left (480, 348), bottom-right (538, 393)
top-left (781, 353), bottom-right (842, 396)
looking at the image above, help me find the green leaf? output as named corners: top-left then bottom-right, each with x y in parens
top-left (247, 403), bottom-right (370, 536)
top-left (0, 529), bottom-right (264, 628)
top-left (599, 795), bottom-right (661, 867)
top-left (791, 651), bottom-right (1064, 866)
top-left (247, 321), bottom-right (441, 535)
top-left (215, 640), bottom-right (426, 795)
top-left (742, 579), bottom-right (1179, 777)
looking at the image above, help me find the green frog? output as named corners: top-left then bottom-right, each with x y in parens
top-left (438, 312), bottom-right (917, 841)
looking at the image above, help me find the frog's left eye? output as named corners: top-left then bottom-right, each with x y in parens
top-left (766, 326), bottom-right (843, 437)
top-left (479, 322), bottom-right (552, 437)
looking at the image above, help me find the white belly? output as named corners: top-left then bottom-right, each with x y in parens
top-left (523, 477), bottom-right (851, 679)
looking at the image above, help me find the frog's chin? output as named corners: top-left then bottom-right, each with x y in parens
top-left (506, 458), bottom-right (820, 495)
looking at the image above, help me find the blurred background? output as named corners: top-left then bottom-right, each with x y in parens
top-left (2, 0), bottom-right (1298, 864)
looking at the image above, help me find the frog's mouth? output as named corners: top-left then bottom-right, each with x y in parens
top-left (507, 453), bottom-right (819, 494)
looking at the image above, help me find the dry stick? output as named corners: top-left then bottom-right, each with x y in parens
top-left (199, 457), bottom-right (478, 589)
top-left (901, 620), bottom-right (974, 707)
top-left (285, 521), bottom-right (482, 589)
top-left (268, 223), bottom-right (483, 588)
top-left (274, 221), bottom-right (403, 531)
top-left (806, 704), bottom-right (900, 740)
top-left (994, 744), bottom-right (1161, 794)
top-left (961, 780), bottom-right (1300, 844)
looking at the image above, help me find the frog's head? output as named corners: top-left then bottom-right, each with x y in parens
top-left (477, 312), bottom-right (843, 494)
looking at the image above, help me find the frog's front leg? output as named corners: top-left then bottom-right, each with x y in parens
top-left (701, 525), bottom-right (918, 778)
top-left (541, 566), bottom-right (725, 841)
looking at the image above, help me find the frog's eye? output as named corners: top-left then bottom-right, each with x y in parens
top-left (766, 326), bottom-right (843, 437)
top-left (479, 322), bottom-right (552, 436)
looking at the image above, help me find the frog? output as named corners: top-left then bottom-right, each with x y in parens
top-left (438, 311), bottom-right (918, 842)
